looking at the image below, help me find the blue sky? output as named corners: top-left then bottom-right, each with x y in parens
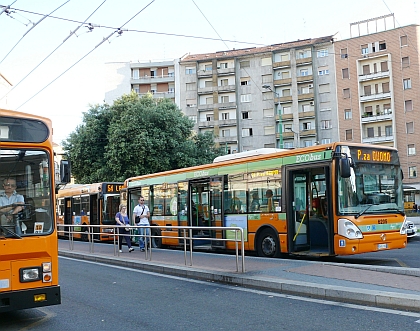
top-left (0, 0), bottom-right (418, 143)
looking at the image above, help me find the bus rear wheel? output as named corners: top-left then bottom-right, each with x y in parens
top-left (257, 228), bottom-right (279, 258)
top-left (151, 228), bottom-right (165, 248)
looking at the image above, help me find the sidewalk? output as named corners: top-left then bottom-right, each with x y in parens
top-left (58, 240), bottom-right (420, 312)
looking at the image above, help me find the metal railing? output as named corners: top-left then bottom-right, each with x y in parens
top-left (57, 224), bottom-right (245, 272)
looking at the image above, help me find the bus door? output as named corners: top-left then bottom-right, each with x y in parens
top-left (64, 197), bottom-right (72, 237)
top-left (189, 176), bottom-right (225, 249)
top-left (90, 194), bottom-right (100, 240)
top-left (287, 165), bottom-right (332, 256)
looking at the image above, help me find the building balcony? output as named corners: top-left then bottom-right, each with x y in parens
top-left (362, 134), bottom-right (394, 144)
top-left (219, 119), bottom-right (237, 127)
top-left (298, 110), bottom-right (315, 119)
top-left (296, 57), bottom-right (312, 66)
top-left (198, 120), bottom-right (215, 129)
top-left (360, 91), bottom-right (391, 102)
top-left (358, 70), bottom-right (390, 82)
top-left (282, 131), bottom-right (295, 139)
top-left (131, 75), bottom-right (175, 84)
top-left (278, 96), bottom-right (293, 103)
top-left (197, 70), bottom-right (213, 77)
top-left (272, 60), bottom-right (291, 69)
top-left (297, 92), bottom-right (314, 101)
top-left (217, 136), bottom-right (238, 144)
top-left (138, 91), bottom-right (174, 99)
top-left (198, 104), bottom-right (214, 111)
top-left (197, 86), bottom-right (214, 94)
top-left (217, 101), bottom-right (237, 110)
top-left (361, 112), bottom-right (392, 123)
top-left (217, 68), bottom-right (235, 76)
top-left (217, 84), bottom-right (236, 92)
top-left (274, 78), bottom-right (292, 86)
top-left (297, 75), bottom-right (313, 83)
top-left (279, 113), bottom-right (293, 121)
top-left (300, 129), bottom-right (316, 137)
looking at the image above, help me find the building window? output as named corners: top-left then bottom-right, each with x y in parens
top-left (204, 64), bottom-right (212, 71)
top-left (302, 104), bottom-right (311, 112)
top-left (409, 166), bottom-right (417, 178)
top-left (205, 97), bottom-right (213, 104)
top-left (385, 125), bottom-right (392, 136)
top-left (262, 92), bottom-right (273, 101)
top-left (321, 120), bottom-right (331, 129)
top-left (261, 57), bottom-right (272, 66)
top-left (344, 109), bottom-right (352, 119)
top-left (400, 35), bottom-right (408, 46)
top-left (186, 82), bottom-right (196, 91)
top-left (240, 60), bottom-right (250, 68)
top-left (185, 67), bottom-right (196, 74)
top-left (407, 122), bottom-right (414, 134)
top-left (403, 78), bottom-right (412, 90)
top-left (340, 48), bottom-right (348, 58)
top-left (379, 41), bottom-right (386, 50)
top-left (380, 61), bottom-right (388, 72)
top-left (242, 111), bottom-right (251, 119)
top-left (242, 128), bottom-right (253, 137)
top-left (363, 85), bottom-right (371, 96)
top-left (206, 114), bottom-right (214, 121)
top-left (361, 44), bottom-right (368, 54)
top-left (188, 115), bottom-right (197, 123)
top-left (221, 112), bottom-right (229, 120)
top-left (240, 77), bottom-right (250, 85)
top-left (264, 126), bottom-right (275, 135)
top-left (366, 127), bottom-right (374, 138)
top-left (219, 62), bottom-right (228, 69)
top-left (321, 138), bottom-right (331, 144)
top-left (345, 129), bottom-right (353, 140)
top-left (186, 99), bottom-right (197, 107)
top-left (319, 84), bottom-right (330, 93)
top-left (220, 95), bottom-right (229, 103)
top-left (408, 144), bottom-right (416, 155)
top-left (318, 69), bottom-right (329, 75)
top-left (263, 108), bottom-right (274, 117)
top-left (405, 100), bottom-right (413, 112)
top-left (317, 49), bottom-right (328, 57)
top-left (221, 129), bottom-right (230, 137)
top-left (220, 79), bottom-right (229, 86)
top-left (282, 89), bottom-right (291, 97)
top-left (283, 106), bottom-right (292, 114)
top-left (204, 80), bottom-right (212, 88)
top-left (132, 69), bottom-right (139, 79)
top-left (343, 88), bottom-right (350, 98)
top-left (402, 57), bottom-right (410, 68)
top-left (281, 71), bottom-right (290, 79)
top-left (262, 74), bottom-right (272, 83)
top-left (280, 53), bottom-right (289, 61)
top-left (362, 65), bottom-right (370, 75)
top-left (302, 122), bottom-right (311, 130)
top-left (301, 69), bottom-right (309, 76)
top-left (342, 68), bottom-right (349, 79)
top-left (241, 94), bottom-right (251, 103)
top-left (284, 142), bottom-right (294, 148)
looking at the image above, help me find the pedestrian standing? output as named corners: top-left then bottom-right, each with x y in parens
top-left (115, 204), bottom-right (134, 253)
top-left (133, 196), bottom-right (150, 251)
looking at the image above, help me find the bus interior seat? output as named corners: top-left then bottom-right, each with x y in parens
top-left (309, 219), bottom-right (328, 247)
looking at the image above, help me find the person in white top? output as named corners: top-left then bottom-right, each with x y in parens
top-left (0, 178), bottom-right (24, 226)
top-left (133, 196), bottom-right (150, 251)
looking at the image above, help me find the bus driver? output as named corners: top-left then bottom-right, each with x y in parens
top-left (0, 178), bottom-right (24, 225)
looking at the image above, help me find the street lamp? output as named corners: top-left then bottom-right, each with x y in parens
top-left (262, 85), bottom-right (283, 149)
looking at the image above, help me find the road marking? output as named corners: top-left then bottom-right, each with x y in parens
top-left (60, 256), bottom-right (420, 319)
top-left (17, 307), bottom-right (56, 331)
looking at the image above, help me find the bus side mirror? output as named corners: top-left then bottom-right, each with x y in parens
top-left (339, 157), bottom-right (351, 178)
top-left (60, 160), bottom-right (71, 183)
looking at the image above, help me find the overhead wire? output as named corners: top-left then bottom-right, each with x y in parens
top-left (0, 0), bottom-right (108, 102)
top-left (16, 0), bottom-right (156, 110)
top-left (0, 1), bottom-right (71, 65)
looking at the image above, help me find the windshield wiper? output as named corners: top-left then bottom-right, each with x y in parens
top-left (0, 225), bottom-right (22, 239)
top-left (355, 204), bottom-right (373, 219)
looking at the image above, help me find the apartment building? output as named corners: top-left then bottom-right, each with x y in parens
top-left (104, 60), bottom-right (179, 105)
top-left (179, 36), bottom-right (337, 153)
top-left (334, 24), bottom-right (420, 188)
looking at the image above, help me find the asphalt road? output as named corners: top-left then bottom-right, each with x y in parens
top-left (1, 257), bottom-right (420, 331)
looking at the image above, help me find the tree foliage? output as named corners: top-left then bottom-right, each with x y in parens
top-left (62, 92), bottom-right (223, 183)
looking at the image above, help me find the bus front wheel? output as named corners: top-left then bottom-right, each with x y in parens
top-left (256, 228), bottom-right (279, 258)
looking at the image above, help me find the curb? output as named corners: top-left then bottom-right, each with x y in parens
top-left (59, 250), bottom-right (420, 312)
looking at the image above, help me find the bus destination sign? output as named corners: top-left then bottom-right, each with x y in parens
top-left (356, 149), bottom-right (392, 163)
top-left (105, 184), bottom-right (124, 193)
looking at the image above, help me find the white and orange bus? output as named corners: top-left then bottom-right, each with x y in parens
top-left (57, 182), bottom-right (123, 241)
top-left (0, 108), bottom-right (70, 312)
top-left (124, 143), bottom-right (409, 257)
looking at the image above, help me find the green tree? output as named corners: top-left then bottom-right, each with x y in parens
top-left (63, 92), bottom-right (223, 183)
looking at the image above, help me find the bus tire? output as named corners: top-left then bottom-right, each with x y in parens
top-left (256, 228), bottom-right (279, 258)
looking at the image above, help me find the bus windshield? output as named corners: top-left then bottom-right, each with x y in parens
top-left (337, 146), bottom-right (404, 215)
top-left (0, 148), bottom-right (54, 237)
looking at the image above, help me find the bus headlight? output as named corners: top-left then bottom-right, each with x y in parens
top-left (400, 216), bottom-right (408, 235)
top-left (20, 267), bottom-right (41, 282)
top-left (338, 219), bottom-right (363, 239)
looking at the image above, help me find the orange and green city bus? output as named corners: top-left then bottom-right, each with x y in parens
top-left (124, 142), bottom-right (409, 257)
top-left (0, 108), bottom-right (70, 312)
top-left (57, 182), bottom-right (123, 241)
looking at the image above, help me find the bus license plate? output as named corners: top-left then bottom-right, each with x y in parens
top-left (378, 243), bottom-right (388, 249)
